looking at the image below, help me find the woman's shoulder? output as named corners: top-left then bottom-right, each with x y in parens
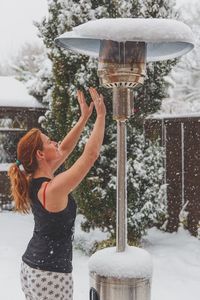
top-left (30, 177), bottom-right (51, 186)
top-left (29, 177), bottom-right (51, 195)
top-left (31, 177), bottom-right (51, 182)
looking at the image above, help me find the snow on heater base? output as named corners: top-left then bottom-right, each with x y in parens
top-left (89, 246), bottom-right (153, 300)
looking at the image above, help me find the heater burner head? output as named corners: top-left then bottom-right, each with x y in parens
top-left (98, 66), bottom-right (146, 88)
top-left (97, 41), bottom-right (146, 88)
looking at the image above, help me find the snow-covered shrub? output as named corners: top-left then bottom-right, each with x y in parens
top-left (127, 128), bottom-right (167, 241)
top-left (74, 215), bottom-right (110, 255)
top-left (77, 128), bottom-right (167, 244)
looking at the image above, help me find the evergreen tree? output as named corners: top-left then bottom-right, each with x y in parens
top-left (31, 0), bottom-right (178, 243)
top-left (167, 25), bottom-right (200, 108)
top-left (127, 129), bottom-right (167, 241)
top-left (11, 43), bottom-right (45, 83)
top-left (132, 0), bottom-right (177, 128)
top-left (166, 3), bottom-right (200, 113)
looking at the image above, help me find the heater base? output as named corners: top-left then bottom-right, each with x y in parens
top-left (90, 272), bottom-right (151, 300)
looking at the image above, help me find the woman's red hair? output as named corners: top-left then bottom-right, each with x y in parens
top-left (8, 128), bottom-right (43, 213)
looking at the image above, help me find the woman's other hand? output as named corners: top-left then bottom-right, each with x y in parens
top-left (89, 87), bottom-right (106, 117)
top-left (77, 90), bottom-right (94, 121)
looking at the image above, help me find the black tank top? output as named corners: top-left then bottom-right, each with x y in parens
top-left (22, 177), bottom-right (77, 273)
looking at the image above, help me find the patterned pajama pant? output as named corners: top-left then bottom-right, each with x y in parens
top-left (20, 261), bottom-right (73, 300)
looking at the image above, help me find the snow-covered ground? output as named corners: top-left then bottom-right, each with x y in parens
top-left (0, 212), bottom-right (200, 300)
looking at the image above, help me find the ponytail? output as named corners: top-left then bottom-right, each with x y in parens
top-left (8, 163), bottom-right (31, 213)
top-left (7, 128), bottom-right (43, 214)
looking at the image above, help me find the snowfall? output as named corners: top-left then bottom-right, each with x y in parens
top-left (0, 211), bottom-right (200, 300)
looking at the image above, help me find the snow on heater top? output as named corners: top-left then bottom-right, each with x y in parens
top-left (55, 18), bottom-right (194, 61)
top-left (55, 18), bottom-right (194, 88)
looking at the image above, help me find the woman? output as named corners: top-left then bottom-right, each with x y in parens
top-left (8, 87), bottom-right (106, 300)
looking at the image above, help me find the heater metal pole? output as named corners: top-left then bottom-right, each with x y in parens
top-left (113, 87), bottom-right (132, 252)
top-left (116, 120), bottom-right (127, 252)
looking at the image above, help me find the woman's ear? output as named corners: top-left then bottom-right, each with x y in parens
top-left (36, 149), bottom-right (45, 161)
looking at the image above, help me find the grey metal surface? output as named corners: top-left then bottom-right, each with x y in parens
top-left (90, 272), bottom-right (151, 300)
top-left (112, 87), bottom-right (133, 121)
top-left (112, 87), bottom-right (133, 252)
top-left (116, 120), bottom-right (127, 252)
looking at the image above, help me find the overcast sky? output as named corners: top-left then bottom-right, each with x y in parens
top-left (0, 0), bottom-right (48, 63)
top-left (0, 0), bottom-right (194, 64)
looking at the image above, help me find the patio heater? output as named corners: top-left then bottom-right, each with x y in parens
top-left (55, 18), bottom-right (194, 300)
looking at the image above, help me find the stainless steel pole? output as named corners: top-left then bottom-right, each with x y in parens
top-left (116, 120), bottom-right (127, 252)
top-left (113, 87), bottom-right (132, 253)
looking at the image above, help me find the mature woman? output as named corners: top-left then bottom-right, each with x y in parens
top-left (8, 87), bottom-right (106, 300)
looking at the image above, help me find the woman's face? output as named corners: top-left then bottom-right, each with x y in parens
top-left (40, 133), bottom-right (61, 162)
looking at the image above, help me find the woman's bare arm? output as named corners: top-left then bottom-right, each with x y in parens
top-left (39, 88), bottom-right (106, 212)
top-left (51, 90), bottom-right (94, 172)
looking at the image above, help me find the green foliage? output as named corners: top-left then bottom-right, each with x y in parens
top-left (126, 129), bottom-right (167, 241)
top-left (94, 237), bottom-right (140, 254)
top-left (76, 128), bottom-right (167, 243)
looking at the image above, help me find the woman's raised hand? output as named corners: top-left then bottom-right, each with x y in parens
top-left (77, 90), bottom-right (94, 121)
top-left (89, 87), bottom-right (106, 117)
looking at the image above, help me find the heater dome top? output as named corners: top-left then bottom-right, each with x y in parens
top-left (55, 18), bottom-right (194, 62)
